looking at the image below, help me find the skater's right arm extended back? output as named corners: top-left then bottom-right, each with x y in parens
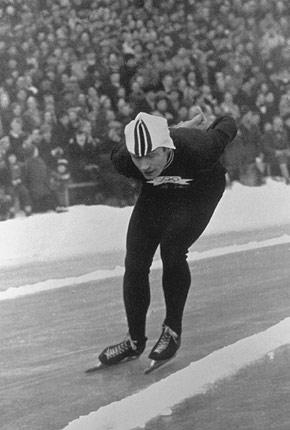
top-left (111, 142), bottom-right (143, 179)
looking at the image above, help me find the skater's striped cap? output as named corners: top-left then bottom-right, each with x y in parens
top-left (125, 112), bottom-right (175, 157)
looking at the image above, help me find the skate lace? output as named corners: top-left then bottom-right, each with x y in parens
top-left (105, 335), bottom-right (137, 359)
top-left (154, 325), bottom-right (178, 354)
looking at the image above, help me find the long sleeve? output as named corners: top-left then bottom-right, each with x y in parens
top-left (170, 116), bottom-right (237, 170)
top-left (111, 142), bottom-right (143, 179)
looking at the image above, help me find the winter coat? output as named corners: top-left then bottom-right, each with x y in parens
top-left (263, 129), bottom-right (289, 154)
top-left (24, 155), bottom-right (52, 200)
top-left (9, 132), bottom-right (26, 162)
top-left (67, 139), bottom-right (98, 182)
top-left (238, 124), bottom-right (262, 164)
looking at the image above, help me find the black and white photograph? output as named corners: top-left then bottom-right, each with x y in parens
top-left (1, 1), bottom-right (290, 429)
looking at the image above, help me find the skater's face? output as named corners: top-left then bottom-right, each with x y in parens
top-left (130, 147), bottom-right (171, 180)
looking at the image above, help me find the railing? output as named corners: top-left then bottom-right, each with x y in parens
top-left (68, 181), bottom-right (98, 205)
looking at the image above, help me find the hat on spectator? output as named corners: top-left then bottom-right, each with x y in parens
top-left (124, 112), bottom-right (175, 157)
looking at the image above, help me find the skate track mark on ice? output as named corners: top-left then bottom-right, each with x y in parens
top-left (1, 234), bottom-right (290, 301)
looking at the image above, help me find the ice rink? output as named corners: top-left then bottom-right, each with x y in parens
top-left (1, 179), bottom-right (290, 430)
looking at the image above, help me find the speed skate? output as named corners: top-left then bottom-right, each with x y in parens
top-left (85, 356), bottom-right (139, 373)
top-left (144, 325), bottom-right (181, 374)
top-left (144, 355), bottom-right (176, 374)
top-left (85, 355), bottom-right (175, 374)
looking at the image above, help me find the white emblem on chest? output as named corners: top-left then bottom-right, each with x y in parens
top-left (147, 176), bottom-right (193, 186)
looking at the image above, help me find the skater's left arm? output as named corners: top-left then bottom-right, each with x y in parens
top-left (171, 116), bottom-right (237, 169)
top-left (174, 106), bottom-right (209, 130)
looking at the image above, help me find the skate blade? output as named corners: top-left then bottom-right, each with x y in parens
top-left (144, 356), bottom-right (175, 374)
top-left (85, 360), bottom-right (104, 373)
top-left (85, 356), bottom-right (139, 373)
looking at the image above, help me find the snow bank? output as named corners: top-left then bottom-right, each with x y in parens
top-left (0, 179), bottom-right (289, 268)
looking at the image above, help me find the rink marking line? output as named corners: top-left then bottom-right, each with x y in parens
top-left (1, 234), bottom-right (290, 302)
top-left (62, 318), bottom-right (290, 430)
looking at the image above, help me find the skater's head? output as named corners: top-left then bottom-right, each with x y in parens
top-left (125, 112), bottom-right (175, 157)
top-left (125, 112), bottom-right (175, 180)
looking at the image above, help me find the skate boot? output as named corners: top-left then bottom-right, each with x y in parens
top-left (144, 325), bottom-right (181, 374)
top-left (92, 335), bottom-right (146, 370)
top-left (149, 325), bottom-right (181, 361)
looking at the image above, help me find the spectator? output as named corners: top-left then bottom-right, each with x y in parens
top-left (176, 105), bottom-right (189, 123)
top-left (50, 158), bottom-right (71, 212)
top-left (119, 53), bottom-right (138, 97)
top-left (35, 124), bottom-right (68, 170)
top-left (42, 109), bottom-right (57, 131)
top-left (51, 111), bottom-right (73, 155)
top-left (0, 185), bottom-right (13, 220)
top-left (238, 111), bottom-right (264, 186)
top-left (236, 81), bottom-right (257, 112)
top-left (100, 121), bottom-right (122, 157)
top-left (116, 102), bottom-right (133, 127)
top-left (160, 73), bottom-right (175, 94)
top-left (167, 89), bottom-right (183, 118)
top-left (284, 114), bottom-right (290, 141)
top-left (67, 108), bottom-right (81, 135)
top-left (0, 153), bottom-right (13, 220)
top-left (6, 151), bottom-right (32, 216)
top-left (155, 93), bottom-right (175, 124)
top-left (279, 88), bottom-right (290, 118)
top-left (0, 135), bottom-right (10, 156)
top-left (67, 129), bottom-right (99, 182)
top-left (103, 72), bottom-right (122, 109)
top-left (220, 91), bottom-right (240, 119)
top-left (8, 118), bottom-right (26, 162)
top-left (261, 121), bottom-right (274, 177)
top-left (133, 85), bottom-right (156, 115)
top-left (263, 116), bottom-right (290, 184)
top-left (0, 0), bottom-right (290, 204)
top-left (256, 90), bottom-right (277, 126)
top-left (1, 102), bottom-right (23, 135)
top-left (23, 143), bottom-right (57, 213)
top-left (22, 96), bottom-right (42, 132)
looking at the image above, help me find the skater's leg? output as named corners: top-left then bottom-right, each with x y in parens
top-left (160, 179), bottom-right (225, 336)
top-left (96, 198), bottom-right (160, 367)
top-left (124, 198), bottom-right (160, 342)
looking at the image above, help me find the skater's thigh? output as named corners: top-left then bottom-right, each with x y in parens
top-left (160, 204), bottom-right (206, 257)
top-left (125, 197), bottom-right (160, 267)
top-left (161, 185), bottom-right (225, 255)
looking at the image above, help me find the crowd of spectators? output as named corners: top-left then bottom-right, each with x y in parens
top-left (0, 0), bottom-right (290, 219)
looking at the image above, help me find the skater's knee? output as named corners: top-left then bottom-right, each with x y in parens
top-left (160, 247), bottom-right (187, 268)
top-left (125, 255), bottom-right (152, 276)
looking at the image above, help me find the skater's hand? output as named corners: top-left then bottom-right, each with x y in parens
top-left (174, 106), bottom-right (209, 130)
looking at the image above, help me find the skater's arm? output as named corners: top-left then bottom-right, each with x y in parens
top-left (173, 106), bottom-right (209, 130)
top-left (171, 116), bottom-right (237, 169)
top-left (111, 142), bottom-right (143, 179)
